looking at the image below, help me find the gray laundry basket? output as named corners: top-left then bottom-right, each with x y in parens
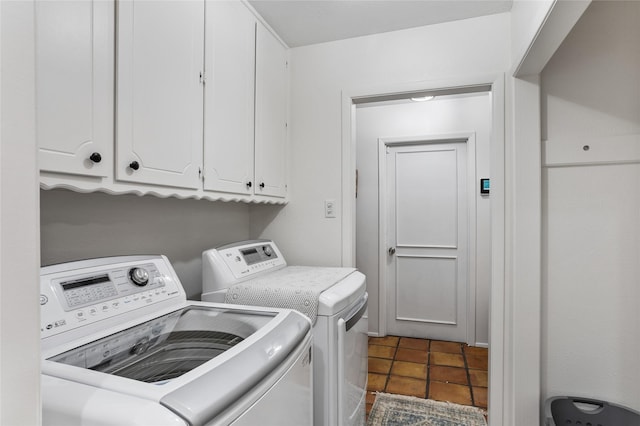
top-left (545, 396), bottom-right (640, 426)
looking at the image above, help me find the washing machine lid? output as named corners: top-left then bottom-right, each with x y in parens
top-left (43, 302), bottom-right (310, 426)
top-left (48, 305), bottom-right (274, 383)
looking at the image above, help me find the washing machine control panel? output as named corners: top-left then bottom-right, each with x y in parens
top-left (40, 255), bottom-right (185, 339)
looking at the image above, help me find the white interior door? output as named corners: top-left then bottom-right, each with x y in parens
top-left (385, 141), bottom-right (469, 342)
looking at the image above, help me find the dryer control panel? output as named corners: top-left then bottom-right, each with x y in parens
top-left (40, 255), bottom-right (185, 340)
top-left (202, 240), bottom-right (287, 297)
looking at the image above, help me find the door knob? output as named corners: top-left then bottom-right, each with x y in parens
top-left (388, 247), bottom-right (396, 255)
top-left (246, 181), bottom-right (252, 189)
top-left (89, 152), bottom-right (102, 163)
top-left (129, 161), bottom-right (140, 171)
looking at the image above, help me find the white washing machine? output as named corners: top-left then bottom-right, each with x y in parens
top-left (40, 255), bottom-right (313, 426)
top-left (202, 240), bottom-right (368, 426)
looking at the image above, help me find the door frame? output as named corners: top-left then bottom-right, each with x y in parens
top-left (378, 133), bottom-right (477, 345)
top-left (341, 73), bottom-right (505, 422)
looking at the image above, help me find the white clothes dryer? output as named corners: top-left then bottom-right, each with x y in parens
top-left (40, 255), bottom-right (313, 426)
top-left (202, 240), bottom-right (368, 426)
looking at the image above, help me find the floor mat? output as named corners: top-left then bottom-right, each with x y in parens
top-left (367, 392), bottom-right (487, 426)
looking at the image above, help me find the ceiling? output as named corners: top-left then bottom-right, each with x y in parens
top-left (248, 0), bottom-right (513, 48)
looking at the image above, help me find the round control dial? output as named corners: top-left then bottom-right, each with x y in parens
top-left (263, 245), bottom-right (273, 257)
top-left (129, 267), bottom-right (149, 286)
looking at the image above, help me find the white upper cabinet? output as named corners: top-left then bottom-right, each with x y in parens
top-left (203, 1), bottom-right (256, 195)
top-left (255, 22), bottom-right (288, 198)
top-left (116, 0), bottom-right (204, 190)
top-left (38, 0), bottom-right (289, 203)
top-left (36, 0), bottom-right (113, 178)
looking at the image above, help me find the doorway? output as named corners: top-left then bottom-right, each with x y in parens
top-left (343, 75), bottom-right (504, 418)
top-left (381, 137), bottom-right (473, 343)
top-left (353, 91), bottom-right (491, 347)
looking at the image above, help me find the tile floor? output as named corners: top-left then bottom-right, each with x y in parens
top-left (366, 336), bottom-right (489, 417)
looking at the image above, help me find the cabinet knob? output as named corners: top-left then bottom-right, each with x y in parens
top-left (259, 182), bottom-right (265, 189)
top-left (89, 152), bottom-right (102, 163)
top-left (246, 181), bottom-right (252, 189)
top-left (129, 161), bottom-right (140, 171)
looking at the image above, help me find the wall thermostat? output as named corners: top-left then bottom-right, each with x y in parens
top-left (480, 178), bottom-right (490, 195)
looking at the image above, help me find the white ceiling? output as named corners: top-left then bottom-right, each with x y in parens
top-left (248, 0), bottom-right (513, 48)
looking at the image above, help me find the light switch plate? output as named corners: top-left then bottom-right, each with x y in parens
top-left (324, 199), bottom-right (336, 218)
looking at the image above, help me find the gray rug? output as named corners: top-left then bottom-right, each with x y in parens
top-left (367, 393), bottom-right (487, 426)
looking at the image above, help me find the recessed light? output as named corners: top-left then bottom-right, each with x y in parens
top-left (410, 96), bottom-right (435, 102)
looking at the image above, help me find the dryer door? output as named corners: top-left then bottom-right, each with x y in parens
top-left (338, 294), bottom-right (368, 426)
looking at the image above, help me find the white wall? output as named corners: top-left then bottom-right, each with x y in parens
top-left (40, 189), bottom-right (251, 299)
top-left (510, 0), bottom-right (554, 71)
top-left (541, 0), bottom-right (640, 411)
top-left (355, 94), bottom-right (492, 344)
top-left (253, 13), bottom-right (510, 268)
top-left (0, 1), bottom-right (41, 423)
top-left (506, 1), bottom-right (594, 424)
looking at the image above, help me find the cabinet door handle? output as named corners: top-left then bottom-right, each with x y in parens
top-left (259, 182), bottom-right (265, 189)
top-left (246, 181), bottom-right (252, 189)
top-left (129, 161), bottom-right (140, 171)
top-left (388, 247), bottom-right (396, 255)
top-left (89, 152), bottom-right (102, 163)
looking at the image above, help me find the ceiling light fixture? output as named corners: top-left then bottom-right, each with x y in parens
top-left (410, 95), bottom-right (435, 102)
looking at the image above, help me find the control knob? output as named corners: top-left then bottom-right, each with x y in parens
top-left (263, 245), bottom-right (273, 257)
top-left (129, 267), bottom-right (149, 286)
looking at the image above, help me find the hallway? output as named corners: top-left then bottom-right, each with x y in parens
top-left (366, 336), bottom-right (489, 416)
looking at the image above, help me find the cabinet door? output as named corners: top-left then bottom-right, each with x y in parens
top-left (203, 1), bottom-right (255, 195)
top-left (116, 0), bottom-right (204, 189)
top-left (36, 0), bottom-right (113, 177)
top-left (255, 23), bottom-right (288, 198)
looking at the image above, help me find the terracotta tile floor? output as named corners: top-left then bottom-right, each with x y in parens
top-left (367, 336), bottom-right (488, 416)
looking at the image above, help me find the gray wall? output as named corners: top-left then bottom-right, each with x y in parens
top-left (40, 189), bottom-right (251, 299)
